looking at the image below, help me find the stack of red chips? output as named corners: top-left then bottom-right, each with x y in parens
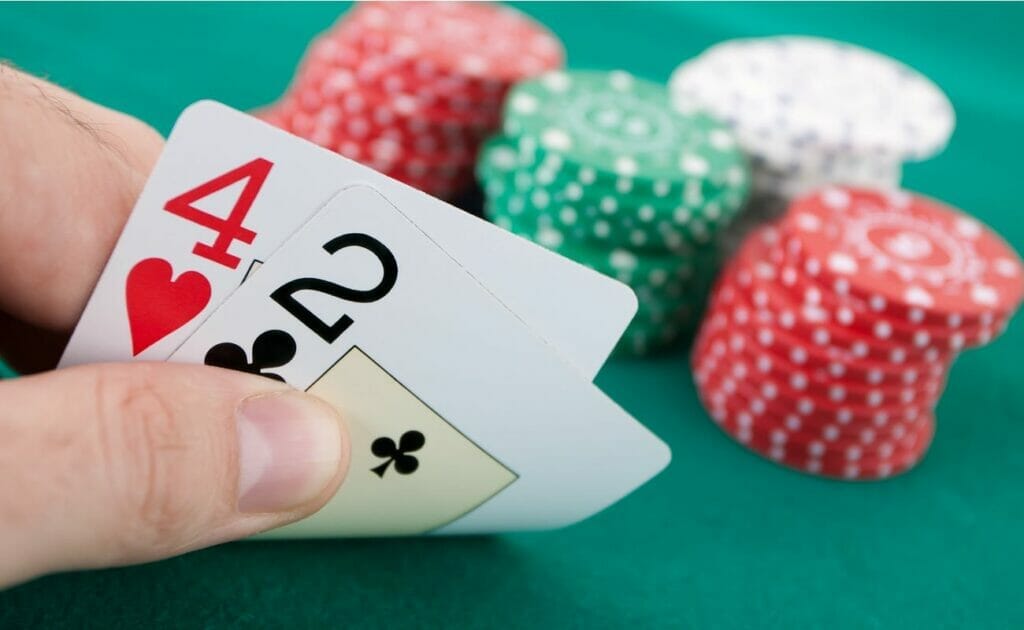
top-left (692, 187), bottom-right (1024, 480)
top-left (259, 1), bottom-right (564, 201)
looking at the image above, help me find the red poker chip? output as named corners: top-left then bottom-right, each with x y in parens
top-left (291, 72), bottom-right (496, 139)
top-left (313, 35), bottom-right (509, 110)
top-left (705, 268), bottom-right (947, 387)
top-left (700, 266), bottom-right (954, 385)
top-left (278, 91), bottom-right (486, 164)
top-left (344, 1), bottom-right (565, 85)
top-left (254, 2), bottom-right (566, 205)
top-left (693, 347), bottom-right (935, 477)
top-left (710, 413), bottom-right (932, 481)
top-left (693, 267), bottom-right (937, 481)
top-left (750, 225), bottom-right (1003, 350)
top-left (708, 384), bottom-right (931, 459)
top-left (693, 337), bottom-right (935, 440)
top-left (317, 25), bottom-right (513, 106)
top-left (694, 345), bottom-right (934, 444)
top-left (276, 112), bottom-right (481, 175)
top-left (696, 324), bottom-right (946, 413)
top-left (692, 296), bottom-right (947, 399)
top-left (379, 74), bottom-right (508, 113)
top-left (782, 187), bottom-right (1024, 325)
top-left (709, 246), bottom-right (947, 370)
top-left (284, 36), bottom-right (505, 135)
top-left (269, 104), bottom-right (478, 200)
top-left (691, 188), bottom-right (1022, 481)
top-left (765, 229), bottom-right (1012, 351)
top-left (698, 378), bottom-right (933, 480)
top-left (292, 56), bottom-right (502, 130)
top-left (728, 228), bottom-right (958, 364)
top-left (308, 110), bottom-right (485, 159)
top-left (695, 307), bottom-right (946, 394)
top-left (298, 29), bottom-right (509, 114)
top-left (698, 370), bottom-right (933, 463)
top-left (257, 2), bottom-right (565, 203)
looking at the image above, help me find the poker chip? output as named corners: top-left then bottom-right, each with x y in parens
top-left (671, 38), bottom-right (955, 161)
top-left (479, 138), bottom-right (743, 254)
top-left (691, 186), bottom-right (1023, 480)
top-left (669, 36), bottom-right (955, 252)
top-left (257, 1), bottom-right (564, 201)
top-left (345, 1), bottom-right (563, 85)
top-left (504, 71), bottom-right (749, 196)
top-left (782, 188), bottom-right (1023, 327)
top-left (479, 70), bottom-right (750, 356)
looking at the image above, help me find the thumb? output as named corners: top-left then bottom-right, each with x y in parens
top-left (0, 362), bottom-right (349, 587)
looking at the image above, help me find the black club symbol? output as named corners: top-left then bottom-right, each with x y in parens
top-left (371, 430), bottom-right (425, 478)
top-left (204, 329), bottom-right (296, 382)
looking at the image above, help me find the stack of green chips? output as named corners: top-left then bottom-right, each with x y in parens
top-left (478, 70), bottom-right (750, 356)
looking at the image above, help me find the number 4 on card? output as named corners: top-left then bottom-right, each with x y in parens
top-left (164, 158), bottom-right (273, 269)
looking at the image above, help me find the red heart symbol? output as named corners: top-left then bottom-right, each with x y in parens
top-left (125, 258), bottom-right (212, 355)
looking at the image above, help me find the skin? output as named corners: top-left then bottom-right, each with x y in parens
top-left (0, 65), bottom-right (350, 588)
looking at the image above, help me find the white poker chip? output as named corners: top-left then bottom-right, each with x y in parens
top-left (751, 153), bottom-right (903, 198)
top-left (669, 36), bottom-right (956, 166)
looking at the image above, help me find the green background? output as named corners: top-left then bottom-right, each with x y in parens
top-left (2, 2), bottom-right (1023, 627)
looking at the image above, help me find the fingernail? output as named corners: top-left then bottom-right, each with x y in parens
top-left (235, 391), bottom-right (344, 513)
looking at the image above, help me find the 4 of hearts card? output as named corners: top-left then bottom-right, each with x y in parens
top-left (60, 101), bottom-right (637, 380)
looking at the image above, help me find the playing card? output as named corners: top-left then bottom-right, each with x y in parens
top-left (169, 185), bottom-right (670, 536)
top-left (59, 101), bottom-right (637, 377)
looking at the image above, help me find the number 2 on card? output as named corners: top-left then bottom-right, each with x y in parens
top-left (271, 233), bottom-right (398, 343)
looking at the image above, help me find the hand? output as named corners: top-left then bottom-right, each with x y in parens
top-left (0, 65), bottom-right (350, 588)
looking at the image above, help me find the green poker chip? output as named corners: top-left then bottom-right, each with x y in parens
top-left (479, 133), bottom-right (749, 221)
top-left (512, 174), bottom-right (744, 251)
top-left (534, 168), bottom-right (748, 223)
top-left (482, 168), bottom-right (728, 253)
top-left (502, 70), bottom-right (749, 197)
top-left (478, 136), bottom-right (748, 252)
top-left (517, 140), bottom-right (748, 214)
top-left (488, 176), bottom-right (737, 261)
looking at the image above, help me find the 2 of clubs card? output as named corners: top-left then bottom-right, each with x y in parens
top-left (170, 185), bottom-right (670, 536)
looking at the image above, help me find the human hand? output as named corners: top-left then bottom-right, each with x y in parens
top-left (0, 65), bottom-right (350, 588)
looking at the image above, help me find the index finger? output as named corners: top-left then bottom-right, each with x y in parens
top-left (0, 64), bottom-right (164, 330)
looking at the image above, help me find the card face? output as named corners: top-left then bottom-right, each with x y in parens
top-left (59, 101), bottom-right (637, 378)
top-left (169, 185), bottom-right (670, 535)
top-left (278, 347), bottom-right (517, 537)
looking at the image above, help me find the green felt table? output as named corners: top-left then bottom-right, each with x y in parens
top-left (3, 2), bottom-right (1024, 627)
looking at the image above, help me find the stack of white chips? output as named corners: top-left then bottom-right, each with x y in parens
top-left (669, 36), bottom-right (956, 253)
